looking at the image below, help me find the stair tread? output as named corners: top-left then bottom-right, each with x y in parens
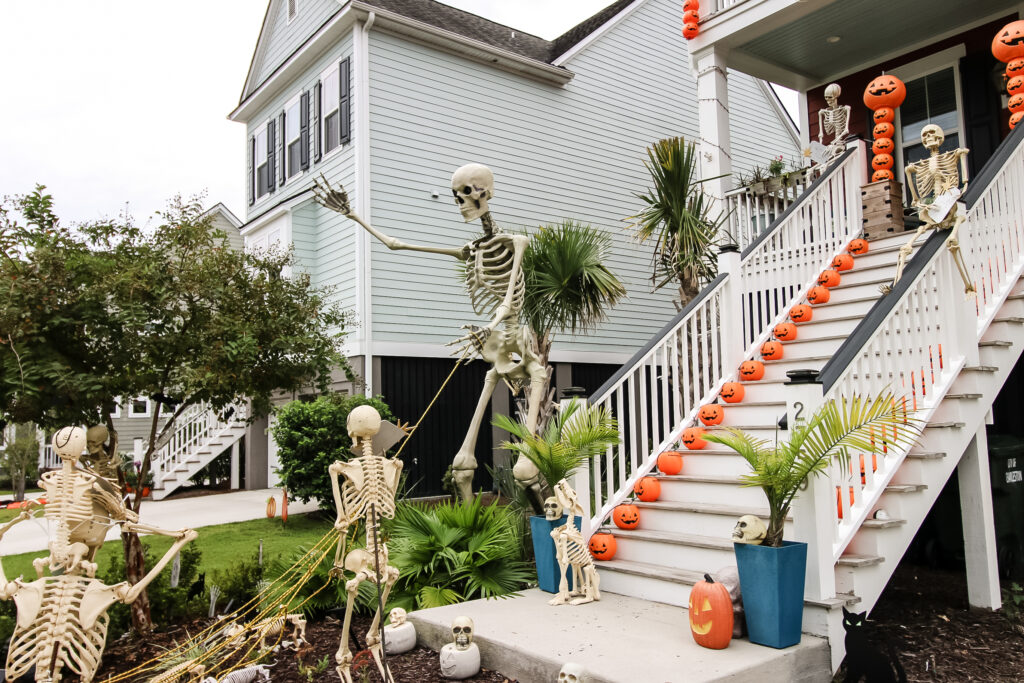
top-left (829, 275), bottom-right (892, 291)
top-left (763, 355), bottom-right (833, 363)
top-left (792, 314), bottom-right (868, 326)
top-left (908, 451), bottom-right (946, 459)
top-left (927, 421), bottom-right (966, 428)
top-left (600, 527), bottom-right (734, 550)
top-left (615, 500), bottom-right (788, 518)
top-left (980, 339), bottom-right (1013, 347)
top-left (945, 393), bottom-right (982, 399)
top-left (656, 473), bottom-right (744, 484)
top-left (777, 334), bottom-right (849, 345)
top-left (709, 400), bottom-right (786, 408)
top-left (837, 553), bottom-right (884, 567)
top-left (861, 517), bottom-right (906, 528)
top-left (994, 316), bottom-right (1024, 324)
top-left (963, 365), bottom-right (998, 372)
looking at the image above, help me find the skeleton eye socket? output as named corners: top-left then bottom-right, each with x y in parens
top-left (739, 522), bottom-right (747, 527)
top-left (463, 186), bottom-right (472, 195)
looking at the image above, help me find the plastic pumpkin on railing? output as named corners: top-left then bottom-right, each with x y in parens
top-left (863, 74), bottom-right (906, 177)
top-left (993, 21), bottom-right (1024, 129)
top-left (682, 0), bottom-right (699, 39)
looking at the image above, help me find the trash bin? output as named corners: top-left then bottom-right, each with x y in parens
top-left (986, 433), bottom-right (1024, 579)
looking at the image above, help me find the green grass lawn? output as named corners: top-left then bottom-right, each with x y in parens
top-left (0, 512), bottom-right (335, 582)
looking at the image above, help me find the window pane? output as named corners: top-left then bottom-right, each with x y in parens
top-left (287, 101), bottom-right (300, 141)
top-left (324, 70), bottom-right (338, 108)
top-left (901, 68), bottom-right (958, 143)
top-left (325, 112), bottom-right (339, 152)
top-left (257, 163), bottom-right (271, 196)
top-left (288, 140), bottom-right (302, 177)
top-left (131, 398), bottom-right (148, 415)
top-left (255, 129), bottom-right (267, 159)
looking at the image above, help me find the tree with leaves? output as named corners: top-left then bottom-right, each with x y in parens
top-left (0, 186), bottom-right (350, 632)
top-left (1, 425), bottom-right (39, 502)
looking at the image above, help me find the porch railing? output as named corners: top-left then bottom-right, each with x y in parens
top-left (150, 402), bottom-right (247, 484)
top-left (38, 444), bottom-right (58, 470)
top-left (725, 166), bottom-right (820, 251)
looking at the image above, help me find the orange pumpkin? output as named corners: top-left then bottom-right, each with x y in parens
top-left (688, 573), bottom-right (734, 649)
top-left (613, 503), bottom-right (640, 530)
top-left (658, 450), bottom-right (684, 474)
top-left (683, 0), bottom-right (700, 10)
top-left (871, 154), bottom-right (894, 171)
top-left (817, 269), bottom-right (841, 288)
top-left (872, 137), bottom-right (895, 155)
top-left (832, 253), bottom-right (854, 272)
top-left (738, 360), bottom-right (765, 381)
top-left (836, 485), bottom-right (855, 519)
top-left (681, 427), bottom-right (706, 450)
top-left (699, 403), bottom-right (724, 426)
top-left (266, 497), bottom-right (277, 518)
top-left (872, 169), bottom-right (895, 182)
top-left (1008, 75), bottom-right (1024, 96)
top-left (720, 382), bottom-right (744, 403)
top-left (871, 107), bottom-right (895, 124)
top-left (634, 476), bottom-right (661, 502)
top-left (589, 532), bottom-right (617, 560)
top-left (682, 22), bottom-right (699, 39)
top-left (761, 340), bottom-right (783, 361)
top-left (1012, 111), bottom-right (1024, 130)
top-left (872, 122), bottom-right (895, 139)
top-left (848, 238), bottom-right (869, 255)
top-left (992, 20), bottom-right (1024, 63)
top-left (1009, 93), bottom-right (1024, 113)
top-left (863, 74), bottom-right (907, 109)
top-left (773, 322), bottom-right (797, 341)
top-left (1007, 58), bottom-right (1024, 77)
top-left (683, 9), bottom-right (700, 23)
top-left (807, 285), bottom-right (831, 304)
top-left (790, 304), bottom-right (813, 323)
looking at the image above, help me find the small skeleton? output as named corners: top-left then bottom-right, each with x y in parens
top-left (148, 660), bottom-right (207, 683)
top-left (0, 427), bottom-right (197, 683)
top-left (885, 124), bottom-right (974, 296)
top-left (548, 480), bottom-right (600, 606)
top-left (329, 405), bottom-right (405, 683)
top-left (202, 664), bottom-right (272, 683)
top-left (816, 83), bottom-right (850, 162)
top-left (314, 167), bottom-right (547, 503)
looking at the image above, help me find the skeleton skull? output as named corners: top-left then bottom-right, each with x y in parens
top-left (451, 164), bottom-right (494, 222)
top-left (558, 662), bottom-right (586, 683)
top-left (52, 426), bottom-right (86, 461)
top-left (85, 425), bottom-right (109, 456)
top-left (824, 83), bottom-right (841, 106)
top-left (389, 607), bottom-right (407, 627)
top-left (543, 497), bottom-right (563, 521)
top-left (732, 514), bottom-right (767, 545)
top-left (346, 405), bottom-right (382, 441)
top-left (451, 616), bottom-right (474, 650)
top-left (921, 124), bottom-right (945, 151)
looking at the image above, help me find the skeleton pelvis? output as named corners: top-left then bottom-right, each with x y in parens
top-left (481, 325), bottom-right (541, 381)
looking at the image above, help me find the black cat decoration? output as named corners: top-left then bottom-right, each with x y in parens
top-left (842, 606), bottom-right (906, 683)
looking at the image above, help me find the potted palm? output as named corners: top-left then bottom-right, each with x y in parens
top-left (704, 392), bottom-right (918, 648)
top-left (493, 399), bottom-right (619, 593)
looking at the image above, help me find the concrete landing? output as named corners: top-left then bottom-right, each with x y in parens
top-left (408, 589), bottom-right (831, 683)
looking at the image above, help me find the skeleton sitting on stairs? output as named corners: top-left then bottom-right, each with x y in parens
top-left (314, 165), bottom-right (547, 504)
top-left (883, 124), bottom-right (975, 297)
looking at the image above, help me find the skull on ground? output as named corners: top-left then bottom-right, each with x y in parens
top-left (389, 607), bottom-right (407, 627)
top-left (451, 616), bottom-right (474, 650)
top-left (558, 662), bottom-right (586, 682)
top-left (451, 164), bottom-right (494, 222)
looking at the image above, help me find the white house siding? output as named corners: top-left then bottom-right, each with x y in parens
top-left (251, 0), bottom-right (341, 93)
top-left (364, 0), bottom-right (798, 355)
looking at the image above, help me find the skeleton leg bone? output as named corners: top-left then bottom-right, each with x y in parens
top-left (945, 214), bottom-right (976, 297)
top-left (452, 369), bottom-right (499, 501)
top-left (335, 568), bottom-right (372, 683)
top-left (883, 222), bottom-right (929, 294)
top-left (512, 374), bottom-right (548, 511)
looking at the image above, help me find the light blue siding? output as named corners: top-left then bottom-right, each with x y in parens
top-left (250, 0), bottom-right (340, 94)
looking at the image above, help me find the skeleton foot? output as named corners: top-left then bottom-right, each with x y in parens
top-left (568, 595), bottom-right (596, 606)
top-left (548, 593), bottom-right (570, 606)
top-left (879, 283), bottom-right (893, 295)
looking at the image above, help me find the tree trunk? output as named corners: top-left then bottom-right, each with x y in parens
top-left (121, 530), bottom-right (153, 632)
top-left (13, 472), bottom-right (24, 502)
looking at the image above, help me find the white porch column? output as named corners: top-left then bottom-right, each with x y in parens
top-left (797, 90), bottom-right (811, 154)
top-left (694, 48), bottom-right (733, 205)
top-left (716, 244), bottom-right (743, 373)
top-left (958, 426), bottom-right (1001, 610)
top-left (230, 440), bottom-right (240, 490)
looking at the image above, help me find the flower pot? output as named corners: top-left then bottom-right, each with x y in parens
top-left (141, 486), bottom-right (151, 498)
top-left (733, 540), bottom-right (807, 648)
top-left (530, 515), bottom-right (582, 593)
top-left (124, 484), bottom-right (134, 494)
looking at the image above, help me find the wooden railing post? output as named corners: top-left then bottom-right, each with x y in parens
top-left (564, 387), bottom-right (593, 539)
top-left (717, 244), bottom-right (743, 373)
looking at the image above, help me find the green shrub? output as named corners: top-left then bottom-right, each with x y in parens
top-left (272, 394), bottom-right (397, 512)
top-left (103, 542), bottom-right (203, 637)
top-left (210, 551), bottom-right (264, 616)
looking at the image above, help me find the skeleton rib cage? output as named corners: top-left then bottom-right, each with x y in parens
top-left (464, 233), bottom-right (525, 321)
top-left (912, 154), bottom-right (963, 201)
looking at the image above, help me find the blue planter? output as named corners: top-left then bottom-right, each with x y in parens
top-left (531, 515), bottom-right (582, 593)
top-left (733, 541), bottom-right (807, 649)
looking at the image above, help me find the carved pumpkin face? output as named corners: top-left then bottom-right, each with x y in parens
top-left (681, 427), bottom-right (706, 450)
top-left (872, 107), bottom-right (895, 124)
top-left (698, 403), bottom-right (724, 426)
top-left (588, 532), bottom-right (616, 560)
top-left (682, 22), bottom-right (699, 39)
top-left (863, 75), bottom-right (907, 109)
top-left (832, 253), bottom-right (854, 272)
top-left (790, 304), bottom-right (813, 322)
top-left (688, 574), bottom-right (734, 650)
top-left (683, 0), bottom-right (700, 10)
top-left (633, 476), bottom-right (661, 502)
top-left (993, 20), bottom-right (1024, 63)
top-left (1007, 58), bottom-right (1024, 77)
top-left (1011, 111), bottom-right (1023, 130)
top-left (873, 122), bottom-right (895, 139)
top-left (872, 137), bottom-right (895, 155)
top-left (1010, 93), bottom-right (1024, 113)
top-left (1008, 75), bottom-right (1024, 96)
top-left (807, 285), bottom-right (831, 304)
top-left (773, 322), bottom-right (797, 341)
top-left (613, 503), bottom-right (640, 530)
top-left (683, 9), bottom-right (700, 23)
top-left (848, 238), bottom-right (869, 255)
top-left (760, 340), bottom-right (783, 361)
top-left (872, 169), bottom-right (895, 182)
top-left (738, 360), bottom-right (765, 381)
top-left (817, 269), bottom-right (841, 288)
top-left (720, 382), bottom-right (745, 403)
top-left (871, 154), bottom-right (894, 171)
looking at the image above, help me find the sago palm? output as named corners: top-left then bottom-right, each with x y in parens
top-left (704, 393), bottom-right (920, 547)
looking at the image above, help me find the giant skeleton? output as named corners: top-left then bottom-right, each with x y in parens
top-left (314, 166), bottom-right (547, 502)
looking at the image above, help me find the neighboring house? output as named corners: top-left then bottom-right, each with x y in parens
top-left (229, 0), bottom-right (799, 494)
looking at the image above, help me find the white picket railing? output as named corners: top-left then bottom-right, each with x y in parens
top-left (150, 402), bottom-right (247, 483)
top-left (38, 444), bottom-right (58, 470)
top-left (725, 167), bottom-right (819, 251)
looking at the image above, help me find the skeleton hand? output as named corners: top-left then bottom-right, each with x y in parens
top-left (446, 324), bottom-right (491, 359)
top-left (312, 174), bottom-right (353, 216)
top-left (395, 420), bottom-right (413, 435)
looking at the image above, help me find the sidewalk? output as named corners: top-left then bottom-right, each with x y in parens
top-left (0, 488), bottom-right (320, 556)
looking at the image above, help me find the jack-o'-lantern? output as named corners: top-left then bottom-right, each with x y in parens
top-left (1008, 75), bottom-right (1024, 96)
top-left (773, 322), bottom-right (797, 341)
top-left (863, 74), bottom-right (907, 110)
top-left (761, 340), bottom-right (783, 361)
top-left (817, 269), bottom-right (841, 288)
top-left (872, 107), bottom-right (895, 124)
top-left (848, 238), bottom-right (869, 255)
top-left (658, 450), bottom-right (684, 474)
top-left (1011, 111), bottom-right (1023, 130)
top-left (1008, 58), bottom-right (1024, 77)
top-left (738, 360), bottom-right (764, 381)
top-left (836, 485), bottom-right (855, 519)
top-left (588, 532), bottom-right (616, 560)
top-left (683, 0), bottom-right (700, 10)
top-left (634, 476), bottom-right (661, 502)
top-left (699, 403), bottom-right (724, 426)
top-left (832, 253), bottom-right (854, 272)
top-left (790, 304), bottom-right (813, 322)
top-left (681, 427), bottom-right (706, 450)
top-left (613, 503), bottom-right (640, 530)
top-left (807, 285), bottom-right (831, 304)
top-left (683, 9), bottom-right (700, 24)
top-left (992, 20), bottom-right (1024, 63)
top-left (1009, 93), bottom-right (1024, 113)
top-left (688, 573), bottom-right (734, 650)
top-left (872, 122), bottom-right (895, 139)
top-left (872, 137), bottom-right (895, 155)
top-left (682, 22), bottom-right (699, 39)
top-left (871, 154), bottom-right (894, 171)
top-left (872, 169), bottom-right (895, 182)
top-left (720, 382), bottom-right (745, 403)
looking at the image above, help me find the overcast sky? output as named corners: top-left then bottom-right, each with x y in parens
top-left (0, 1), bottom-right (793, 226)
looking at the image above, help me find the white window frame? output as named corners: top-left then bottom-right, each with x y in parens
top-left (253, 120), bottom-right (272, 201)
top-left (285, 93), bottom-right (304, 181)
top-left (319, 63), bottom-right (342, 159)
top-left (129, 396), bottom-right (151, 418)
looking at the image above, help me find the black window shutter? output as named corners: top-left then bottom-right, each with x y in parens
top-left (247, 135), bottom-right (255, 205)
top-left (313, 82), bottom-right (322, 162)
top-left (266, 119), bottom-right (276, 194)
top-left (300, 91), bottom-right (310, 170)
top-left (339, 57), bottom-right (351, 145)
top-left (279, 112), bottom-right (286, 185)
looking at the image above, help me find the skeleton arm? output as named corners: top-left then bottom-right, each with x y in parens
top-left (817, 109), bottom-right (826, 143)
top-left (115, 525), bottom-right (197, 604)
top-left (958, 148), bottom-right (970, 192)
top-left (905, 164), bottom-right (921, 204)
top-left (0, 507), bottom-right (39, 588)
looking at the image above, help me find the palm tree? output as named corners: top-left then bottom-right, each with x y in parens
top-left (629, 137), bottom-right (726, 310)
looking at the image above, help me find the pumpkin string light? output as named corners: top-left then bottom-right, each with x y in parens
top-left (992, 20), bottom-right (1024, 129)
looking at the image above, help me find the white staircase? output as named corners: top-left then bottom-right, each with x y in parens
top-left (577, 127), bottom-right (1024, 671)
top-left (149, 402), bottom-right (247, 500)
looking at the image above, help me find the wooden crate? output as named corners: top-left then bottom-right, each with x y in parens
top-left (861, 180), bottom-right (905, 240)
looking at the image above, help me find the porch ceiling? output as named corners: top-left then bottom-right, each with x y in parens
top-left (732, 0), bottom-right (1018, 88)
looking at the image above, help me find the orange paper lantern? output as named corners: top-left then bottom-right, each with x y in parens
top-left (872, 137), bottom-right (895, 155)
top-left (872, 169), bottom-right (895, 182)
top-left (1009, 93), bottom-right (1024, 113)
top-left (683, 0), bottom-right (700, 10)
top-left (807, 285), bottom-right (831, 304)
top-left (848, 238), bottom-right (869, 255)
top-left (871, 154), bottom-right (894, 171)
top-left (1011, 111), bottom-right (1023, 130)
top-left (682, 22), bottom-right (699, 39)
top-left (699, 403), bottom-right (724, 426)
top-left (1007, 58), bottom-right (1024, 77)
top-left (720, 382), bottom-right (744, 403)
top-left (738, 360), bottom-right (765, 381)
top-left (863, 74), bottom-right (907, 110)
top-left (761, 340), bottom-right (784, 361)
top-left (836, 486), bottom-right (855, 519)
top-left (871, 107), bottom-right (895, 124)
top-left (872, 122), bottom-right (895, 139)
top-left (683, 9), bottom-right (700, 23)
top-left (1008, 76), bottom-right (1024, 96)
top-left (992, 20), bottom-right (1024, 63)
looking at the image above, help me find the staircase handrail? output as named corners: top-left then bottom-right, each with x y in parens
top-left (150, 401), bottom-right (248, 479)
